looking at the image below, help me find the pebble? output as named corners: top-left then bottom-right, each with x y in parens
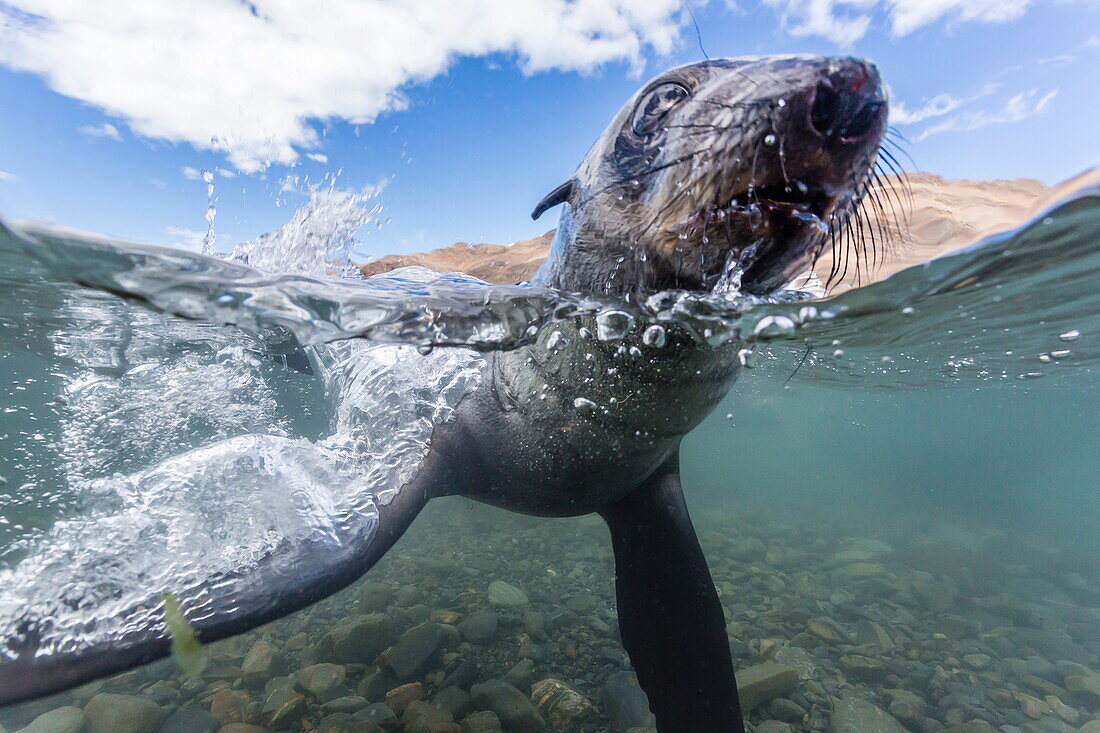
top-left (158, 704), bottom-right (220, 733)
top-left (469, 679), bottom-right (546, 732)
top-left (829, 695), bottom-right (907, 733)
top-left (386, 682), bottom-right (425, 716)
top-left (387, 623), bottom-right (445, 680)
top-left (241, 640), bottom-right (284, 681)
top-left (602, 671), bottom-right (655, 731)
top-left (487, 581), bottom-right (530, 608)
top-left (736, 662), bottom-right (799, 712)
top-left (297, 663), bottom-right (348, 701)
top-left (15, 706), bottom-right (86, 733)
top-left (530, 678), bottom-right (596, 729)
top-left (84, 693), bottom-right (163, 733)
top-left (459, 710), bottom-right (503, 733)
top-left (458, 611), bottom-right (499, 645)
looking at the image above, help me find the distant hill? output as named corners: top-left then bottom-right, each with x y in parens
top-left (358, 169), bottom-right (1099, 294)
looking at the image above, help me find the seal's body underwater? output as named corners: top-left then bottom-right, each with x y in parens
top-left (0, 56), bottom-right (886, 730)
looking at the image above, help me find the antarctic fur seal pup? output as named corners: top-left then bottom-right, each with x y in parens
top-left (0, 55), bottom-right (886, 731)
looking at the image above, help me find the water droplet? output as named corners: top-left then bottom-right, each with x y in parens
top-left (546, 331), bottom-right (569, 351)
top-left (751, 315), bottom-right (796, 339)
top-left (642, 324), bottom-right (667, 348)
top-left (416, 342), bottom-right (434, 355)
top-left (573, 397), bottom-right (597, 412)
top-left (763, 134), bottom-right (777, 146)
top-left (777, 98), bottom-right (786, 107)
top-left (596, 311), bottom-right (635, 341)
top-left (1059, 330), bottom-right (1081, 342)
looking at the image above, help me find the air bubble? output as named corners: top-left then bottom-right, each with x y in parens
top-left (545, 331), bottom-right (569, 351)
top-left (737, 347), bottom-right (754, 368)
top-left (751, 315), bottom-right (796, 339)
top-left (1059, 330), bottom-right (1081, 342)
top-left (763, 134), bottom-right (777, 146)
top-left (596, 311), bottom-right (635, 341)
top-left (573, 397), bottom-right (597, 412)
top-left (642, 324), bottom-right (667, 348)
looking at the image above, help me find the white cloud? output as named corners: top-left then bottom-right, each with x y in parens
top-left (218, 168), bottom-right (236, 179)
top-left (765, 0), bottom-right (1033, 45)
top-left (182, 166), bottom-right (204, 181)
top-left (889, 83), bottom-right (997, 125)
top-left (77, 122), bottom-right (121, 140)
top-left (149, 177), bottom-right (167, 189)
top-left (0, 170), bottom-right (19, 183)
top-left (764, 0), bottom-right (875, 46)
top-left (915, 88), bottom-right (1058, 140)
top-left (306, 153), bottom-right (329, 164)
top-left (888, 0), bottom-right (1030, 36)
top-left (165, 225), bottom-right (206, 252)
top-left (0, 0), bottom-right (687, 172)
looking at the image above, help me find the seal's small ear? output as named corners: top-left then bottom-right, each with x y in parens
top-left (531, 180), bottom-right (575, 220)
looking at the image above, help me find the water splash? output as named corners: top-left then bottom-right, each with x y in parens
top-left (201, 169), bottom-right (216, 255)
top-left (229, 183), bottom-right (382, 277)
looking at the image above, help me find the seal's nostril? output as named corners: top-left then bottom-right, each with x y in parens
top-left (841, 100), bottom-right (883, 139)
top-left (810, 81), bottom-right (841, 137)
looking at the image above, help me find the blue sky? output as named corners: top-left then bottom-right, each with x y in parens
top-left (0, 0), bottom-right (1097, 262)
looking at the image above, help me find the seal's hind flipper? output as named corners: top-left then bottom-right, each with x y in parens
top-left (600, 455), bottom-right (745, 732)
top-left (0, 447), bottom-right (431, 706)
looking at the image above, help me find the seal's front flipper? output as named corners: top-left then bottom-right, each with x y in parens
top-left (0, 438), bottom-right (432, 706)
top-left (600, 455), bottom-right (744, 732)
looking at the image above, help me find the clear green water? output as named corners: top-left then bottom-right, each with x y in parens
top-left (0, 189), bottom-right (1098, 732)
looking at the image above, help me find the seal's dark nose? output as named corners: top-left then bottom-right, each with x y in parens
top-left (809, 59), bottom-right (885, 142)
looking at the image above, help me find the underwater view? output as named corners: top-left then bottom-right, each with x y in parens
top-left (1, 2), bottom-right (1099, 733)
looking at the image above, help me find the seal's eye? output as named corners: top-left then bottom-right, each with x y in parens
top-left (631, 83), bottom-right (689, 136)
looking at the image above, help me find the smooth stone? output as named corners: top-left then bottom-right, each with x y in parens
top-left (297, 663), bottom-right (348, 701)
top-left (530, 678), bottom-right (595, 729)
top-left (727, 536), bottom-right (766, 561)
top-left (260, 686), bottom-right (306, 729)
top-left (217, 725), bottom-right (269, 733)
top-left (210, 690), bottom-right (250, 725)
top-left (402, 700), bottom-right (458, 733)
top-left (317, 614), bottom-right (396, 665)
top-left (837, 654), bottom-right (889, 683)
top-left (385, 682), bottom-right (425, 716)
top-left (357, 702), bottom-right (398, 729)
top-left (16, 706), bottom-right (86, 733)
top-left (469, 680), bottom-right (545, 733)
top-left (241, 640), bottom-right (284, 681)
top-left (443, 661), bottom-right (481, 691)
top-left (387, 624), bottom-right (445, 680)
top-left (1065, 672), bottom-right (1100, 706)
top-left (737, 662), bottom-right (799, 712)
top-left (939, 724), bottom-right (997, 733)
top-left (602, 671), bottom-right (655, 732)
top-left (84, 694), bottom-right (162, 733)
top-left (503, 659), bottom-right (535, 689)
top-left (432, 687), bottom-right (473, 720)
top-left (1078, 722), bottom-right (1100, 732)
top-left (142, 680), bottom-right (178, 706)
top-left (806, 617), bottom-right (851, 644)
top-left (963, 654), bottom-right (993, 670)
top-left (359, 581), bottom-right (394, 612)
top-left (458, 612), bottom-right (499, 645)
top-left (487, 581), bottom-right (530, 609)
top-left (459, 710), bottom-right (503, 733)
top-left (315, 717), bottom-right (381, 733)
top-left (322, 696), bottom-right (370, 714)
top-left (829, 696), bottom-right (907, 733)
top-left (755, 723), bottom-right (795, 733)
top-left (159, 704), bottom-right (220, 733)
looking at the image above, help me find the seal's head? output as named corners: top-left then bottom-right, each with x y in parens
top-left (533, 56), bottom-right (887, 297)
